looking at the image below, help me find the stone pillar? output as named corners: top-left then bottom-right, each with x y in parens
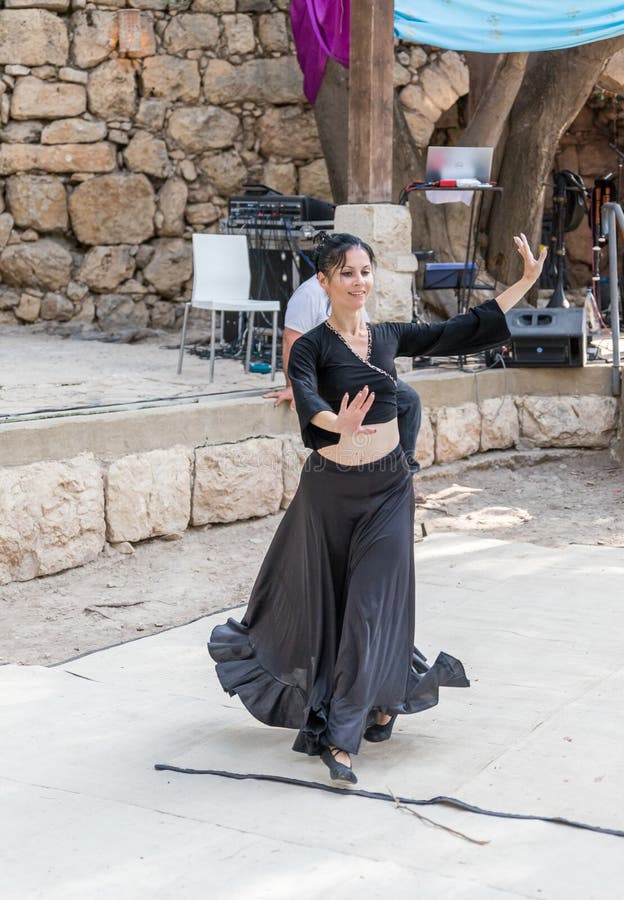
top-left (334, 203), bottom-right (417, 323)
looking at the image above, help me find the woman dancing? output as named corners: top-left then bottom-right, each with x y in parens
top-left (209, 232), bottom-right (546, 784)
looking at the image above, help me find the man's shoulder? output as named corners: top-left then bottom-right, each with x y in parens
top-left (285, 276), bottom-right (329, 332)
top-left (289, 275), bottom-right (327, 304)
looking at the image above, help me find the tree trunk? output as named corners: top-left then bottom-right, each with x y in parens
top-left (425, 53), bottom-right (531, 279)
top-left (392, 52), bottom-right (530, 274)
top-left (315, 51), bottom-right (527, 262)
top-left (313, 38), bottom-right (624, 312)
top-left (487, 37), bottom-right (624, 284)
top-left (313, 57), bottom-right (349, 204)
top-left (461, 53), bottom-right (528, 151)
top-left (464, 52), bottom-right (503, 122)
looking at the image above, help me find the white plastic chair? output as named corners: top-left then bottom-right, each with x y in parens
top-left (177, 234), bottom-right (281, 382)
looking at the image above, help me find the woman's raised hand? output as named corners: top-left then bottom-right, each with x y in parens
top-left (335, 386), bottom-right (377, 437)
top-left (514, 233), bottom-right (548, 284)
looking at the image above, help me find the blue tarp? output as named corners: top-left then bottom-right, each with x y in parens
top-left (394, 1), bottom-right (624, 54)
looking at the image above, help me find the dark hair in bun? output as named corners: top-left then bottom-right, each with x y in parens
top-left (312, 232), bottom-right (375, 279)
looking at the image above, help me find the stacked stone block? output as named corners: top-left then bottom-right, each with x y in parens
top-left (0, 394), bottom-right (618, 584)
top-left (396, 47), bottom-right (469, 148)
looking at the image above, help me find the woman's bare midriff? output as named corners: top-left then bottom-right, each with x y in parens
top-left (317, 418), bottom-right (401, 466)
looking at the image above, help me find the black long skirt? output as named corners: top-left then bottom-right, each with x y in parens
top-left (208, 445), bottom-right (469, 756)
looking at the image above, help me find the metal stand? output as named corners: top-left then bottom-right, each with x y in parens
top-left (547, 180), bottom-right (569, 308)
top-left (410, 185), bottom-right (503, 314)
top-left (598, 202), bottom-right (622, 397)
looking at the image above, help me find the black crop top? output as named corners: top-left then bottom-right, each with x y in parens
top-left (288, 298), bottom-right (511, 450)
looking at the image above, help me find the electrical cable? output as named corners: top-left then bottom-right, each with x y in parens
top-left (587, 286), bottom-right (610, 332)
top-left (153, 764), bottom-right (624, 839)
top-left (249, 222), bottom-right (286, 338)
top-left (0, 385), bottom-right (279, 422)
top-left (284, 220), bottom-right (315, 271)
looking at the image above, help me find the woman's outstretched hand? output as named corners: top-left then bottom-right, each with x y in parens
top-left (335, 386), bottom-right (377, 437)
top-left (514, 232), bottom-right (547, 284)
top-left (495, 234), bottom-right (549, 314)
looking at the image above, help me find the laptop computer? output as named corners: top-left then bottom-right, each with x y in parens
top-left (425, 146), bottom-right (494, 184)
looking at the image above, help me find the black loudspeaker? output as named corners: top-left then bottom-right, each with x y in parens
top-left (491, 307), bottom-right (586, 367)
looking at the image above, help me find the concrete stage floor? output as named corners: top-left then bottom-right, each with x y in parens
top-left (0, 327), bottom-right (275, 420)
top-left (2, 533), bottom-right (623, 899)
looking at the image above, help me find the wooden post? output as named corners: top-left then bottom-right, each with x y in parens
top-left (348, 0), bottom-right (395, 203)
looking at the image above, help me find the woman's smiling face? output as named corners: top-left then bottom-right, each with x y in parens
top-left (319, 246), bottom-right (374, 312)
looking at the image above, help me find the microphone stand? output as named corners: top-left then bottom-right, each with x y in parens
top-left (547, 173), bottom-right (569, 308)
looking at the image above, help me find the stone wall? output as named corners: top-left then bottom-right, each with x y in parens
top-left (0, 2), bottom-right (471, 331)
top-left (416, 394), bottom-right (618, 468)
top-left (0, 391), bottom-right (618, 584)
top-left (395, 45), bottom-right (468, 149)
top-left (0, 0), bottom-right (329, 330)
top-left (0, 2), bottom-right (620, 326)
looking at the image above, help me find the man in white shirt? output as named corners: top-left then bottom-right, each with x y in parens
top-left (264, 275), bottom-right (422, 474)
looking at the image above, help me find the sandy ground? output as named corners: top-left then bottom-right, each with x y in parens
top-left (2, 447), bottom-right (622, 668)
top-left (0, 327), bottom-right (278, 420)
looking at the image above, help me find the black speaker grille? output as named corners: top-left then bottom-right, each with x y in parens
top-left (512, 340), bottom-right (570, 365)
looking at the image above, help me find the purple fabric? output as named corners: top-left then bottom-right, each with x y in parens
top-left (290, 0), bottom-right (350, 104)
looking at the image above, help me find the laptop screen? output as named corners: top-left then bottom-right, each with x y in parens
top-left (425, 147), bottom-right (493, 183)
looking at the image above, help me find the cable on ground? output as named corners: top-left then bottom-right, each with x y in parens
top-left (153, 764), bottom-right (624, 839)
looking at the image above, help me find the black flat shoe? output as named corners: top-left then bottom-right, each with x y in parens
top-left (320, 747), bottom-right (357, 784)
top-left (364, 714), bottom-right (397, 743)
